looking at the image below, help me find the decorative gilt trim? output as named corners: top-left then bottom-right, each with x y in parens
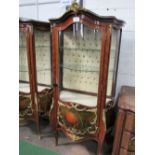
top-left (108, 24), bottom-right (112, 34)
top-left (34, 92), bottom-right (38, 111)
top-left (27, 24), bottom-right (33, 33)
top-left (19, 94), bottom-right (32, 118)
top-left (51, 23), bottom-right (56, 29)
top-left (67, 0), bottom-right (81, 12)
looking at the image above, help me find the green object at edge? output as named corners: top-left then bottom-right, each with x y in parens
top-left (19, 140), bottom-right (61, 155)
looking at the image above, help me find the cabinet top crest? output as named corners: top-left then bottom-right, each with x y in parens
top-left (49, 1), bottom-right (125, 29)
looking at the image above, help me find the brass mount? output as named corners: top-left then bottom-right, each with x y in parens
top-left (67, 0), bottom-right (81, 12)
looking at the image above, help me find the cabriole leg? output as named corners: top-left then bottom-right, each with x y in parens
top-left (55, 130), bottom-right (58, 146)
top-left (35, 111), bottom-right (40, 136)
top-left (97, 120), bottom-right (106, 155)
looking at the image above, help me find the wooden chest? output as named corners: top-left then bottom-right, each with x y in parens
top-left (112, 86), bottom-right (135, 155)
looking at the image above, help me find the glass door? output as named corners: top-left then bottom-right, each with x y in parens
top-left (58, 23), bottom-right (102, 107)
top-left (56, 23), bottom-right (103, 140)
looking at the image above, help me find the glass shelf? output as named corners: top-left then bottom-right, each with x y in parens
top-left (19, 70), bottom-right (29, 72)
top-left (19, 65), bottom-right (51, 72)
top-left (36, 66), bottom-right (51, 72)
top-left (19, 65), bottom-right (29, 72)
top-left (60, 47), bottom-right (100, 52)
top-left (36, 68), bottom-right (51, 72)
top-left (35, 45), bottom-right (50, 48)
top-left (19, 70), bottom-right (51, 72)
top-left (60, 64), bottom-right (99, 72)
top-left (20, 45), bottom-right (50, 48)
top-left (19, 46), bottom-right (26, 48)
top-left (60, 64), bottom-right (116, 73)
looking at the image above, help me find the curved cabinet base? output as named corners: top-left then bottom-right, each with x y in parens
top-left (19, 93), bottom-right (32, 122)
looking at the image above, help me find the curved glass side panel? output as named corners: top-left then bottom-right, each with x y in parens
top-left (107, 29), bottom-right (121, 97)
top-left (19, 31), bottom-right (30, 93)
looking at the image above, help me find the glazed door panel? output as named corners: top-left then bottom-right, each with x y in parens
top-left (58, 23), bottom-right (102, 107)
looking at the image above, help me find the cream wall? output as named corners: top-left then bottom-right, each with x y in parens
top-left (19, 0), bottom-right (135, 99)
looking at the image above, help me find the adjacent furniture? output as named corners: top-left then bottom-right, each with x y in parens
top-left (112, 86), bottom-right (135, 155)
top-left (19, 19), bottom-right (53, 133)
top-left (49, 2), bottom-right (124, 155)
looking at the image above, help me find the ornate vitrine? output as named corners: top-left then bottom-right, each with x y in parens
top-left (50, 3), bottom-right (124, 155)
top-left (19, 19), bottom-right (53, 133)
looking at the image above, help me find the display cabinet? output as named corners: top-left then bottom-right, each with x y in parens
top-left (50, 2), bottom-right (124, 155)
top-left (19, 19), bottom-right (53, 133)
